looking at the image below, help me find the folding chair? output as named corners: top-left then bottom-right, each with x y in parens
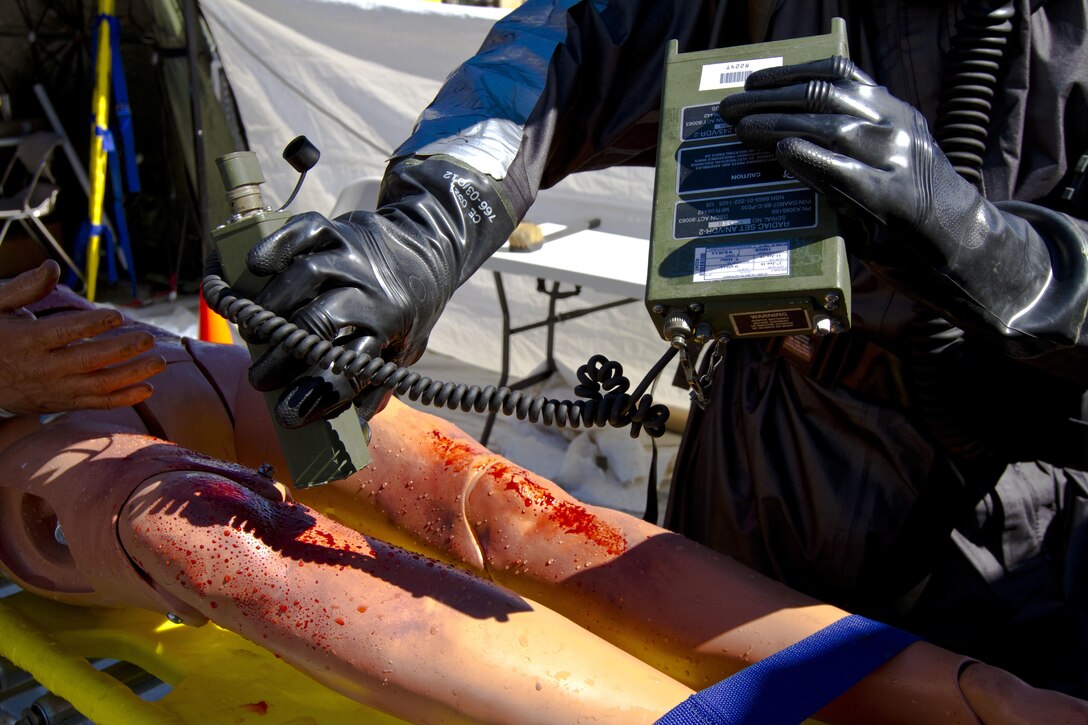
top-left (0, 131), bottom-right (84, 285)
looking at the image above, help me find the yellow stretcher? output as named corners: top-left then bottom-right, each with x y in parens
top-left (0, 590), bottom-right (408, 724)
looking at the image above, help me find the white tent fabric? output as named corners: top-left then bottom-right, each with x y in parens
top-left (197, 0), bottom-right (688, 512)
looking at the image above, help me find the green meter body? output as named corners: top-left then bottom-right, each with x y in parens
top-left (647, 19), bottom-right (851, 346)
top-left (211, 151), bottom-right (371, 488)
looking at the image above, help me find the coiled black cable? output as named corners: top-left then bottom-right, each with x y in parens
top-left (907, 308), bottom-right (1002, 464)
top-left (910, 0), bottom-right (1015, 466)
top-left (202, 251), bottom-right (675, 439)
top-left (933, 0), bottom-right (1015, 187)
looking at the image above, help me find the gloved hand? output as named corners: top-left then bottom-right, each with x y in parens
top-left (718, 57), bottom-right (1086, 362)
top-left (243, 155), bottom-right (516, 427)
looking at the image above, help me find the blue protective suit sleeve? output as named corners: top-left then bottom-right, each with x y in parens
top-left (391, 0), bottom-right (728, 217)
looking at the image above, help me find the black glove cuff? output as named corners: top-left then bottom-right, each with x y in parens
top-left (988, 201), bottom-right (1088, 359)
top-left (867, 200), bottom-right (1087, 378)
top-left (377, 155), bottom-right (518, 286)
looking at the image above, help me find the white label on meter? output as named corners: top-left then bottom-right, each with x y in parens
top-left (693, 242), bottom-right (790, 282)
top-left (699, 57), bottom-right (784, 91)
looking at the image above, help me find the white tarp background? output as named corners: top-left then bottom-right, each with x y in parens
top-left (197, 0), bottom-right (687, 513)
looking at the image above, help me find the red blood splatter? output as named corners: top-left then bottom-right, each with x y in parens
top-left (356, 605), bottom-right (368, 613)
top-left (300, 529), bottom-right (336, 547)
top-left (242, 701), bottom-right (268, 715)
top-left (335, 617), bottom-right (345, 626)
top-left (428, 429), bottom-right (478, 471)
top-left (492, 463), bottom-right (627, 555)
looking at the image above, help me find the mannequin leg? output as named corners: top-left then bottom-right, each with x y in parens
top-left (296, 398), bottom-right (1088, 724)
top-left (0, 412), bottom-right (691, 723)
top-left (117, 467), bottom-right (693, 725)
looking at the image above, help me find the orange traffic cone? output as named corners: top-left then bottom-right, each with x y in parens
top-left (198, 291), bottom-right (235, 344)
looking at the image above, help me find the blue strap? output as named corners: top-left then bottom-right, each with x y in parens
top-left (656, 615), bottom-right (920, 725)
top-left (93, 123), bottom-right (116, 153)
top-left (91, 14), bottom-right (141, 194)
top-left (68, 221), bottom-right (113, 292)
top-left (105, 13), bottom-right (141, 193)
top-left (107, 145), bottom-right (139, 297)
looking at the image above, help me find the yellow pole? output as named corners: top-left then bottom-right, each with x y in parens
top-left (86, 0), bottom-right (115, 301)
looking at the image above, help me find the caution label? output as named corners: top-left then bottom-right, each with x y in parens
top-left (677, 142), bottom-right (787, 194)
top-left (674, 188), bottom-right (817, 240)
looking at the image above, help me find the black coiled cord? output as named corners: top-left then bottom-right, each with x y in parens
top-left (202, 251), bottom-right (675, 439)
top-left (907, 307), bottom-right (1001, 464)
top-left (911, 0), bottom-right (1015, 466)
top-left (933, 0), bottom-right (1015, 187)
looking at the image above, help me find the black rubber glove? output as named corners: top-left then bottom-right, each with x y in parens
top-left (718, 57), bottom-right (1088, 371)
top-left (243, 155), bottom-right (516, 427)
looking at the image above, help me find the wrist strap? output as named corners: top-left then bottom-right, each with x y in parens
top-left (656, 614), bottom-right (921, 725)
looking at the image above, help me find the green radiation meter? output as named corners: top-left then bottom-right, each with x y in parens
top-left (647, 19), bottom-right (852, 366)
top-left (211, 149), bottom-right (371, 488)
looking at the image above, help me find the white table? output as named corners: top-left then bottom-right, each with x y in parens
top-left (484, 226), bottom-right (649, 297)
top-left (476, 226), bottom-right (650, 444)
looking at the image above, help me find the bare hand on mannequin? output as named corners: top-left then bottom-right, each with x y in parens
top-left (959, 663), bottom-right (1088, 725)
top-left (0, 260), bottom-right (166, 415)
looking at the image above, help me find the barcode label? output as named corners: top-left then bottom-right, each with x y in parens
top-left (719, 70), bottom-right (752, 85)
top-left (699, 57), bottom-right (784, 91)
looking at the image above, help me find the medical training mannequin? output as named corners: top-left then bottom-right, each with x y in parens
top-left (0, 278), bottom-right (688, 724)
top-left (0, 274), bottom-right (1086, 723)
top-left (234, 0), bottom-right (1088, 695)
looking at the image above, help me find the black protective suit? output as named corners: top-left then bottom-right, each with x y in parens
top-left (269, 0), bottom-right (1088, 695)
